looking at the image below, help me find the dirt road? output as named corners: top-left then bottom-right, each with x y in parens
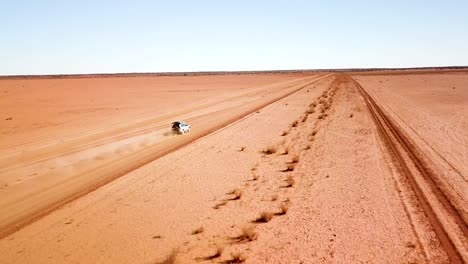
top-left (0, 71), bottom-right (466, 263)
top-left (0, 73), bottom-right (330, 238)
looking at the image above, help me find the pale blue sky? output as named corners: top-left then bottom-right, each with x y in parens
top-left (1, 0), bottom-right (467, 75)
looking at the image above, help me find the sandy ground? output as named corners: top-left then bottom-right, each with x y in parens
top-left (0, 71), bottom-right (466, 263)
top-left (0, 73), bottom-right (320, 237)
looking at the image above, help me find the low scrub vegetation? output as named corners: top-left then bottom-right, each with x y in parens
top-left (255, 211), bottom-right (273, 223)
top-left (230, 252), bottom-right (246, 263)
top-left (159, 249), bottom-right (178, 264)
top-left (289, 155), bottom-right (299, 164)
top-left (318, 113), bottom-right (327, 119)
top-left (191, 226), bottom-right (204, 235)
top-left (279, 147), bottom-right (288, 155)
top-left (230, 188), bottom-right (242, 200)
top-left (271, 194), bottom-right (278, 201)
top-left (251, 173), bottom-right (259, 181)
top-left (236, 226), bottom-right (258, 241)
top-left (262, 146), bottom-right (277, 155)
top-left (282, 164), bottom-right (295, 172)
top-left (286, 175), bottom-right (295, 187)
top-left (277, 202), bottom-right (289, 215)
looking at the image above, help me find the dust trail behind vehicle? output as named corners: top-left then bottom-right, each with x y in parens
top-left (0, 74), bottom-right (328, 238)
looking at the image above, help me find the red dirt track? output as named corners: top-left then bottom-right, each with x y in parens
top-left (353, 77), bottom-right (466, 263)
top-left (0, 70), bottom-right (466, 263)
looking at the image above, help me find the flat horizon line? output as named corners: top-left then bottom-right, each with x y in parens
top-left (1, 65), bottom-right (467, 80)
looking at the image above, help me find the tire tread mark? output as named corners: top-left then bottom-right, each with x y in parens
top-left (350, 75), bottom-right (466, 264)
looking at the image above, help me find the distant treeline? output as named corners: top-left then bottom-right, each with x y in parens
top-left (1, 66), bottom-right (467, 80)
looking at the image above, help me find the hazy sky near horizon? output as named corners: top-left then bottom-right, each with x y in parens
top-left (1, 0), bottom-right (467, 75)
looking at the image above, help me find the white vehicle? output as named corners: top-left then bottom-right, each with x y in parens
top-left (172, 121), bottom-right (191, 134)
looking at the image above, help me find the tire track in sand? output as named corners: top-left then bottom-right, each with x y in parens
top-left (350, 75), bottom-right (467, 264)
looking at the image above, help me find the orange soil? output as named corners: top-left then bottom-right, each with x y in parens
top-left (0, 73), bottom-right (320, 237)
top-left (0, 71), bottom-right (466, 263)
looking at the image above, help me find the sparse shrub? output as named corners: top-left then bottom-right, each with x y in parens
top-left (213, 200), bottom-right (227, 209)
top-left (231, 188), bottom-right (242, 200)
top-left (303, 145), bottom-right (310, 150)
top-left (271, 194), bottom-right (278, 201)
top-left (311, 130), bottom-right (317, 136)
top-left (318, 113), bottom-right (327, 119)
top-left (286, 175), bottom-right (295, 187)
top-left (279, 147), bottom-right (288, 155)
top-left (251, 173), bottom-right (259, 181)
top-left (290, 155), bottom-right (299, 164)
top-left (191, 226), bottom-right (204, 235)
top-left (282, 164), bottom-right (295, 172)
top-left (256, 211), bottom-right (273, 222)
top-left (310, 102), bottom-right (317, 107)
top-left (239, 146), bottom-right (246, 152)
top-left (349, 113), bottom-right (353, 118)
top-left (281, 131), bottom-right (288, 136)
top-left (238, 226), bottom-right (258, 241)
top-left (230, 252), bottom-right (246, 263)
top-left (197, 247), bottom-right (224, 261)
top-left (159, 249), bottom-right (178, 264)
top-left (209, 247), bottom-right (223, 260)
top-left (214, 247), bottom-right (224, 258)
top-left (291, 120), bottom-right (298, 128)
top-left (301, 115), bottom-right (308, 122)
top-left (262, 146), bottom-right (277, 155)
top-left (306, 108), bottom-right (315, 114)
top-left (278, 202), bottom-right (289, 215)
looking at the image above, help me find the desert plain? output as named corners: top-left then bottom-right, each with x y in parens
top-left (0, 70), bottom-right (466, 263)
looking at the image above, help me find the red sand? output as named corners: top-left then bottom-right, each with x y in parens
top-left (0, 71), bottom-right (466, 263)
